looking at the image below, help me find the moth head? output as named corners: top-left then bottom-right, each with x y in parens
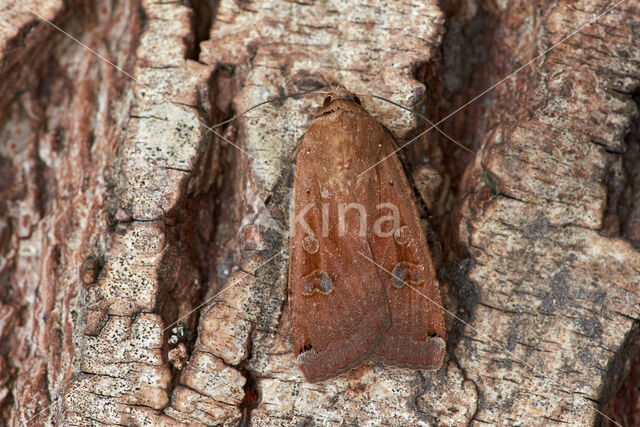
top-left (323, 88), bottom-right (361, 107)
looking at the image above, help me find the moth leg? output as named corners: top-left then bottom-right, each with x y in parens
top-left (287, 134), bottom-right (305, 162)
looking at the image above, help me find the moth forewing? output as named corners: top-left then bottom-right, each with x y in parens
top-left (370, 128), bottom-right (446, 369)
top-left (288, 97), bottom-right (390, 382)
top-left (288, 89), bottom-right (446, 381)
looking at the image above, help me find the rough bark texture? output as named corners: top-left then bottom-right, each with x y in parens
top-left (0, 0), bottom-right (639, 425)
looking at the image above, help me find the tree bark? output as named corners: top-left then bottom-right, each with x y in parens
top-left (0, 0), bottom-right (639, 425)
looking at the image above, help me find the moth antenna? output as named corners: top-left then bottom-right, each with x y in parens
top-left (361, 93), bottom-right (474, 154)
top-left (212, 90), bottom-right (330, 130)
top-left (318, 74), bottom-right (334, 91)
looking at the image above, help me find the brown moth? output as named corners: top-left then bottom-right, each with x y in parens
top-left (288, 88), bottom-right (446, 381)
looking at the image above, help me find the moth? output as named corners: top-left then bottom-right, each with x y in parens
top-left (288, 88), bottom-right (446, 381)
